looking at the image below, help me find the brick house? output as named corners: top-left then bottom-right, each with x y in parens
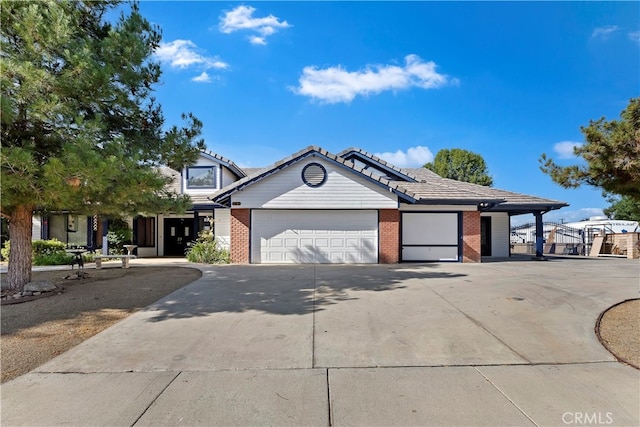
top-left (34, 146), bottom-right (566, 262)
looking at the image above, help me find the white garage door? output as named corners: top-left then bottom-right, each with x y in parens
top-left (252, 210), bottom-right (378, 264)
top-left (402, 212), bottom-right (460, 261)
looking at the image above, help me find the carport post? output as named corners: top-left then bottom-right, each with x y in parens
top-left (534, 211), bottom-right (544, 258)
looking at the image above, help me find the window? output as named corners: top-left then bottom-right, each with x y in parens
top-left (187, 166), bottom-right (217, 189)
top-left (135, 217), bottom-right (155, 247)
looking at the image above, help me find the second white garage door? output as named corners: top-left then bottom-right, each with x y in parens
top-left (252, 210), bottom-right (378, 264)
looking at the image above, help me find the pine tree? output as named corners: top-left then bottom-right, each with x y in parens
top-left (540, 98), bottom-right (640, 200)
top-left (1, 1), bottom-right (205, 290)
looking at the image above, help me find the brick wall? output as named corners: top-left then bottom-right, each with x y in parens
top-left (462, 211), bottom-right (481, 263)
top-left (230, 209), bottom-right (250, 263)
top-left (379, 209), bottom-right (400, 263)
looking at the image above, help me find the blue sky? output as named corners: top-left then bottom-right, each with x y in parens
top-left (134, 1), bottom-right (638, 224)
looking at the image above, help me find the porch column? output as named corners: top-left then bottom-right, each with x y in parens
top-left (102, 219), bottom-right (109, 255)
top-left (193, 211), bottom-right (200, 238)
top-left (534, 211), bottom-right (544, 259)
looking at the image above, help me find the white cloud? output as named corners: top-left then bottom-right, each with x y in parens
top-left (191, 72), bottom-right (211, 83)
top-left (155, 40), bottom-right (228, 69)
top-left (374, 146), bottom-right (434, 168)
top-left (591, 25), bottom-right (619, 39)
top-left (553, 141), bottom-right (582, 159)
top-left (219, 6), bottom-right (290, 45)
top-left (292, 55), bottom-right (457, 104)
top-left (629, 31), bottom-right (640, 44)
top-left (249, 36), bottom-right (267, 46)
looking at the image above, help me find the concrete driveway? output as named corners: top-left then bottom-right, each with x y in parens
top-left (2, 257), bottom-right (639, 426)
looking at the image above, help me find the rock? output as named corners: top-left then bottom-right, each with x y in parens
top-left (24, 280), bottom-right (56, 293)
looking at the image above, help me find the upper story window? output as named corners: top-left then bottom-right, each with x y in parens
top-left (187, 166), bottom-right (217, 189)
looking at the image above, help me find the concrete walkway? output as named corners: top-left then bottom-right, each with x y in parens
top-left (2, 257), bottom-right (639, 426)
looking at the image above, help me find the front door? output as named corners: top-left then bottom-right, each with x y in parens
top-left (164, 218), bottom-right (192, 256)
top-left (481, 216), bottom-right (492, 256)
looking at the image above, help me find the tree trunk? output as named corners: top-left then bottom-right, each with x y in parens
top-left (6, 205), bottom-right (34, 292)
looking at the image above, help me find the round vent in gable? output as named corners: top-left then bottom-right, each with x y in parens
top-left (302, 163), bottom-right (327, 188)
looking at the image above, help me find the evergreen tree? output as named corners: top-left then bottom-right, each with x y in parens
top-left (540, 98), bottom-right (640, 200)
top-left (424, 148), bottom-right (493, 186)
top-left (1, 1), bottom-right (205, 290)
top-left (603, 195), bottom-right (640, 222)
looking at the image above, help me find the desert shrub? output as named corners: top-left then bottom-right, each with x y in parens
top-left (107, 218), bottom-right (132, 255)
top-left (186, 230), bottom-right (230, 264)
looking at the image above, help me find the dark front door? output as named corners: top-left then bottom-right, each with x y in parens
top-left (164, 218), bottom-right (192, 256)
top-left (481, 216), bottom-right (492, 257)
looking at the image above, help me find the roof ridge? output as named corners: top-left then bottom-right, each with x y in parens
top-left (200, 148), bottom-right (246, 177)
top-left (211, 145), bottom-right (419, 204)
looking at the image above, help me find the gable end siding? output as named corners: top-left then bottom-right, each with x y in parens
top-left (231, 158), bottom-right (397, 209)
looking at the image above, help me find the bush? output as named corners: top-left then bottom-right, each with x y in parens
top-left (32, 239), bottom-right (67, 256)
top-left (2, 238), bottom-right (72, 264)
top-left (186, 230), bottom-right (230, 264)
top-left (107, 218), bottom-right (132, 255)
top-left (1, 240), bottom-right (9, 261)
top-left (34, 252), bottom-right (74, 266)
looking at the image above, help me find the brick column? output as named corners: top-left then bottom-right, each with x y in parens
top-left (462, 211), bottom-right (481, 263)
top-left (230, 209), bottom-right (250, 263)
top-left (379, 209), bottom-right (400, 264)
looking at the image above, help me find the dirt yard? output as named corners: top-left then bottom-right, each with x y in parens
top-left (596, 298), bottom-right (640, 369)
top-left (1, 266), bottom-right (202, 383)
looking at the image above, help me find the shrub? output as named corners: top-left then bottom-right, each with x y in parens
top-left (186, 230), bottom-right (230, 264)
top-left (1, 240), bottom-right (9, 261)
top-left (107, 218), bottom-right (132, 255)
top-left (2, 238), bottom-right (72, 264)
top-left (34, 252), bottom-right (74, 266)
top-left (32, 239), bottom-right (67, 256)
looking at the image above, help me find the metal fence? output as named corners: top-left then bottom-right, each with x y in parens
top-left (510, 222), bottom-right (605, 255)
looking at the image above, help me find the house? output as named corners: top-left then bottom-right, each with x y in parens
top-left (34, 146), bottom-right (567, 262)
top-left (33, 150), bottom-right (246, 257)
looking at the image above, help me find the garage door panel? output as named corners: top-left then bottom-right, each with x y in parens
top-left (252, 210), bottom-right (378, 264)
top-left (402, 212), bottom-right (460, 262)
top-left (402, 213), bottom-right (458, 245)
top-left (402, 246), bottom-right (458, 261)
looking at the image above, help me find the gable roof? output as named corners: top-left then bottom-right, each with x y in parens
top-left (209, 145), bottom-right (567, 214)
top-left (338, 147), bottom-right (421, 182)
top-left (335, 148), bottom-right (566, 211)
top-left (199, 149), bottom-right (247, 179)
top-left (211, 146), bottom-right (421, 205)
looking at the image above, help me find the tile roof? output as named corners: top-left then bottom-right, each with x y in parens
top-left (338, 147), bottom-right (423, 182)
top-left (402, 168), bottom-right (567, 210)
top-left (199, 149), bottom-right (246, 178)
top-left (208, 146), bottom-right (567, 213)
top-left (159, 166), bottom-right (181, 194)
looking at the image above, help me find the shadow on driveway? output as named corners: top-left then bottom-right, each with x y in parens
top-left (146, 264), bottom-right (467, 321)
